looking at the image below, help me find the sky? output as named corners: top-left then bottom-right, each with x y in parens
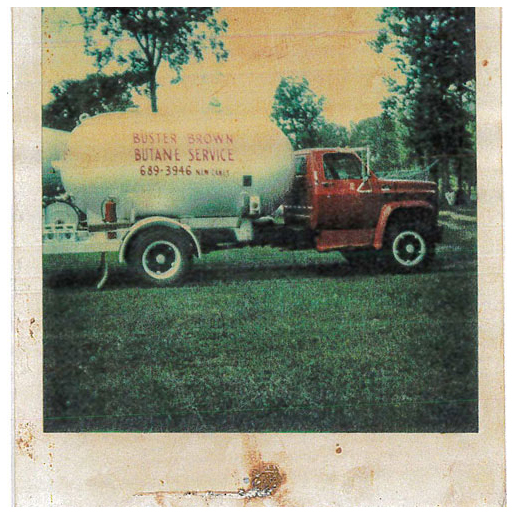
top-left (42, 7), bottom-right (398, 128)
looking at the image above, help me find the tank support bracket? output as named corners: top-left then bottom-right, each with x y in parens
top-left (96, 252), bottom-right (109, 290)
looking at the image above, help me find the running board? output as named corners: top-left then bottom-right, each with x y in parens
top-left (316, 229), bottom-right (375, 252)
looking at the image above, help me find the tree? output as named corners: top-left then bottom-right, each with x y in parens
top-left (271, 77), bottom-right (325, 149)
top-left (348, 114), bottom-right (408, 174)
top-left (43, 72), bottom-right (145, 131)
top-left (318, 122), bottom-right (349, 149)
top-left (78, 7), bottom-right (228, 112)
top-left (271, 76), bottom-right (348, 149)
top-left (371, 8), bottom-right (476, 199)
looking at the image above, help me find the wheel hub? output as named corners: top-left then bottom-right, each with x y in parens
top-left (142, 240), bottom-right (182, 280)
top-left (392, 230), bottom-right (427, 267)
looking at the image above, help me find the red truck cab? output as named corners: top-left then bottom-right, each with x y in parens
top-left (284, 148), bottom-right (443, 270)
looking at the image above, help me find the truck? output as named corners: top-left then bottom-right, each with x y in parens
top-left (42, 111), bottom-right (443, 288)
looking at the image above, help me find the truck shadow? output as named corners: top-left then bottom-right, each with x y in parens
top-left (44, 261), bottom-right (349, 289)
top-left (43, 254), bottom-right (476, 291)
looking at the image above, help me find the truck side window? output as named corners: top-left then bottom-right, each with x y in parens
top-left (295, 156), bottom-right (307, 176)
top-left (323, 153), bottom-right (362, 180)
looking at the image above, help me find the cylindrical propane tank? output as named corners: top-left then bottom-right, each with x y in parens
top-left (53, 111), bottom-right (295, 224)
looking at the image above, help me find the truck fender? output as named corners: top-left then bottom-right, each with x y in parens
top-left (373, 200), bottom-right (435, 250)
top-left (119, 216), bottom-right (202, 264)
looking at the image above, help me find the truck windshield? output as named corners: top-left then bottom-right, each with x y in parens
top-left (323, 153), bottom-right (362, 180)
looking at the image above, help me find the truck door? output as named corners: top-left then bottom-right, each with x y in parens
top-left (314, 151), bottom-right (382, 230)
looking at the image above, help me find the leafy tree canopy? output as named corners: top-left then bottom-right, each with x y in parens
top-left (348, 114), bottom-right (409, 174)
top-left (43, 72), bottom-right (144, 131)
top-left (78, 7), bottom-right (229, 112)
top-left (370, 7), bottom-right (476, 195)
top-left (371, 7), bottom-right (475, 93)
top-left (271, 77), bottom-right (348, 150)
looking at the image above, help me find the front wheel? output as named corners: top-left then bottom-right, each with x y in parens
top-left (385, 224), bottom-right (434, 272)
top-left (128, 228), bottom-right (192, 286)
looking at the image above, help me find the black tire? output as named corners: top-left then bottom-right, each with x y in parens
top-left (128, 228), bottom-right (193, 286)
top-left (385, 222), bottom-right (434, 272)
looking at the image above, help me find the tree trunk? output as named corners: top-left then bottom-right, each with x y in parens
top-left (465, 181), bottom-right (472, 203)
top-left (149, 71), bottom-right (158, 113)
top-left (440, 155), bottom-right (452, 206)
top-left (455, 158), bottom-right (466, 205)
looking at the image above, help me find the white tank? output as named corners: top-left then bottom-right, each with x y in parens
top-left (53, 111), bottom-right (294, 224)
top-left (42, 127), bottom-right (70, 195)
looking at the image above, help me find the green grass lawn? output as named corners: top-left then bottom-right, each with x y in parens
top-left (43, 208), bottom-right (478, 432)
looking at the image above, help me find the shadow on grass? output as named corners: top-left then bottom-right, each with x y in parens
top-left (43, 249), bottom-right (477, 292)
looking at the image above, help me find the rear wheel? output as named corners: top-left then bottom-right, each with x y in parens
top-left (128, 228), bottom-right (192, 286)
top-left (385, 223), bottom-right (434, 272)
